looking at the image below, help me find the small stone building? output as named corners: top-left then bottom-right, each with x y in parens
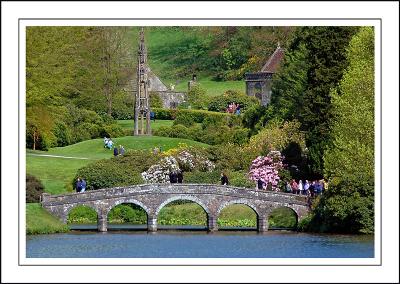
top-left (147, 67), bottom-right (186, 109)
top-left (245, 45), bottom-right (285, 106)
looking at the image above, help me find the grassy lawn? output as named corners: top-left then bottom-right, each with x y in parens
top-left (117, 120), bottom-right (174, 131)
top-left (27, 136), bottom-right (208, 160)
top-left (169, 76), bottom-right (245, 97)
top-left (26, 136), bottom-right (209, 194)
top-left (27, 155), bottom-right (92, 194)
top-left (26, 203), bottom-right (69, 234)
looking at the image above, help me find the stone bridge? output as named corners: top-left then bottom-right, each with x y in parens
top-left (41, 184), bottom-right (310, 232)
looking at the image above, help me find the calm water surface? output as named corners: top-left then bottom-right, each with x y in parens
top-left (26, 226), bottom-right (374, 258)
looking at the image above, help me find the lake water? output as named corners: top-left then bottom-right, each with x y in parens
top-left (26, 226), bottom-right (374, 258)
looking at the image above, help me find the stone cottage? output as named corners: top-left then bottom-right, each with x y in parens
top-left (147, 67), bottom-right (187, 109)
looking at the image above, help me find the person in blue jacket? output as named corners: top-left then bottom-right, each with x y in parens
top-left (80, 179), bottom-right (87, 192)
top-left (75, 178), bottom-right (82, 193)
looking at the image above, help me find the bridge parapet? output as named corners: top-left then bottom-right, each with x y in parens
top-left (42, 184), bottom-right (308, 206)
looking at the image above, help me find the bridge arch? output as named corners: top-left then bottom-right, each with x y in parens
top-left (267, 205), bottom-right (299, 228)
top-left (155, 195), bottom-right (211, 216)
top-left (65, 203), bottom-right (101, 220)
top-left (105, 198), bottom-right (151, 217)
top-left (217, 199), bottom-right (261, 218)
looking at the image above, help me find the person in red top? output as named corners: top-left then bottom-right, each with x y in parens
top-left (290, 179), bottom-right (299, 194)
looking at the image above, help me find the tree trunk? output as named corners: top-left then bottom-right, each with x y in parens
top-left (33, 130), bottom-right (37, 150)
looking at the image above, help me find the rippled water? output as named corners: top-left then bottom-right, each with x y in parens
top-left (26, 227), bottom-right (374, 258)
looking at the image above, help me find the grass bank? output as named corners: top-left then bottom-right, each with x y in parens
top-left (26, 203), bottom-right (69, 235)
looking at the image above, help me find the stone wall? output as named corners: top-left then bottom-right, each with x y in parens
top-left (158, 91), bottom-right (187, 109)
top-left (245, 72), bottom-right (273, 106)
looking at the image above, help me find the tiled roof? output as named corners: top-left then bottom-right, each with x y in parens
top-left (261, 46), bottom-right (285, 73)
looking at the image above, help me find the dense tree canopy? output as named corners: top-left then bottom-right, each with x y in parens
top-left (312, 27), bottom-right (375, 234)
top-left (267, 26), bottom-right (359, 177)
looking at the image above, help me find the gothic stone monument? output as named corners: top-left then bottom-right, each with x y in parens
top-left (245, 45), bottom-right (284, 106)
top-left (134, 27), bottom-right (151, 135)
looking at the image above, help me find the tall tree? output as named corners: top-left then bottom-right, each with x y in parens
top-left (269, 26), bottom-right (358, 177)
top-left (26, 26), bottom-right (86, 107)
top-left (313, 27), bottom-right (375, 234)
top-left (268, 43), bottom-right (309, 121)
top-left (79, 27), bottom-right (134, 117)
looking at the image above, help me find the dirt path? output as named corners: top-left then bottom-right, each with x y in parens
top-left (27, 153), bottom-right (89, 160)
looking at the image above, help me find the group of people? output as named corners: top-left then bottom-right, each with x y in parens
top-left (226, 102), bottom-right (241, 115)
top-left (113, 145), bottom-right (125, 157)
top-left (285, 179), bottom-right (328, 197)
top-left (75, 177), bottom-right (87, 193)
top-left (169, 170), bottom-right (183, 183)
top-left (104, 137), bottom-right (114, 150)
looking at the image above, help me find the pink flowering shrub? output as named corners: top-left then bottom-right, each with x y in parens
top-left (248, 151), bottom-right (285, 191)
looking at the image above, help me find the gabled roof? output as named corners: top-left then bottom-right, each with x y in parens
top-left (261, 45), bottom-right (285, 73)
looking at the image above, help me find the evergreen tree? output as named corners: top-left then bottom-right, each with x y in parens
top-left (269, 43), bottom-right (309, 121)
top-left (269, 26), bottom-right (358, 177)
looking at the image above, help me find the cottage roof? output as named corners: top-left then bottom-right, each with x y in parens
top-left (261, 45), bottom-right (285, 73)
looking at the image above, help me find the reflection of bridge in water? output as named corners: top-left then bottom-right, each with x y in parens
top-left (41, 184), bottom-right (310, 232)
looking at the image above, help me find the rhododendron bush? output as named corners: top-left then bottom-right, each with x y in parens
top-left (141, 156), bottom-right (180, 183)
top-left (248, 151), bottom-right (285, 191)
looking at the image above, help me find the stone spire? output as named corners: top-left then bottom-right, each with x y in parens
top-left (134, 27), bottom-right (151, 136)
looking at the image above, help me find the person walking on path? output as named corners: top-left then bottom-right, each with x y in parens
top-left (75, 178), bottom-right (82, 193)
top-left (113, 146), bottom-right (118, 157)
top-left (220, 172), bottom-right (229, 185)
top-left (119, 145), bottom-right (125, 156)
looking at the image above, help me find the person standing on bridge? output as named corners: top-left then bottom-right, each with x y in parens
top-left (221, 172), bottom-right (229, 186)
top-left (257, 179), bottom-right (264, 190)
top-left (169, 171), bottom-right (178, 183)
top-left (75, 178), bottom-right (82, 193)
top-left (177, 170), bottom-right (183, 183)
top-left (80, 178), bottom-right (87, 193)
top-left (298, 180), bottom-right (303, 195)
top-left (303, 180), bottom-right (310, 195)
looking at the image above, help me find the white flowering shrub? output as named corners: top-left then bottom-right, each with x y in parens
top-left (141, 145), bottom-right (216, 184)
top-left (176, 150), bottom-right (215, 172)
top-left (141, 156), bottom-right (180, 183)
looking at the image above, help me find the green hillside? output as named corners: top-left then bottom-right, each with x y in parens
top-left (145, 27), bottom-right (246, 96)
top-left (27, 136), bottom-right (209, 194)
